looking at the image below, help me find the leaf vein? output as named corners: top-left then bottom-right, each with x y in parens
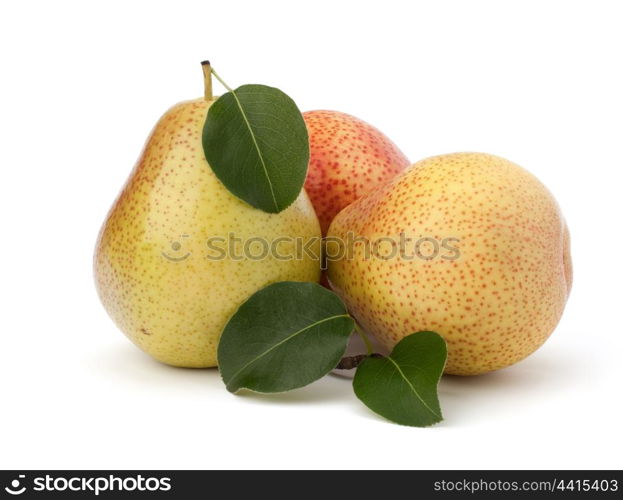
top-left (228, 90), bottom-right (280, 211)
top-left (386, 356), bottom-right (441, 418)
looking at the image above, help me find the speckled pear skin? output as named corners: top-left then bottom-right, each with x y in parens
top-left (94, 98), bottom-right (321, 367)
top-left (303, 110), bottom-right (409, 235)
top-left (327, 153), bottom-right (572, 375)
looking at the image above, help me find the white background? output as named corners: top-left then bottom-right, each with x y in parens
top-left (1, 0), bottom-right (622, 470)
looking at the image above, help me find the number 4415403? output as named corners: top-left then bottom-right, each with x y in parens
top-left (555, 479), bottom-right (618, 492)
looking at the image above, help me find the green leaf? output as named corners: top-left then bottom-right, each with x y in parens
top-left (218, 281), bottom-right (354, 393)
top-left (353, 331), bottom-right (447, 427)
top-left (203, 84), bottom-right (309, 213)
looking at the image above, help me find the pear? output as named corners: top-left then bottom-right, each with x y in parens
top-left (303, 110), bottom-right (409, 235)
top-left (94, 63), bottom-right (321, 368)
top-left (327, 153), bottom-right (571, 375)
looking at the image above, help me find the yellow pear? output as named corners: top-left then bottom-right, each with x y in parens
top-left (94, 63), bottom-right (321, 367)
top-left (327, 153), bottom-right (571, 375)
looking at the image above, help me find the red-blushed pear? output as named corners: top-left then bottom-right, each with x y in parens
top-left (327, 153), bottom-right (572, 375)
top-left (303, 110), bottom-right (409, 235)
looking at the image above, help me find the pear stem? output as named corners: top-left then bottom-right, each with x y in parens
top-left (336, 353), bottom-right (383, 370)
top-left (201, 60), bottom-right (213, 101)
top-left (335, 323), bottom-right (384, 370)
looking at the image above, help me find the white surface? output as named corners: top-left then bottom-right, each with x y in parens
top-left (1, 0), bottom-right (622, 470)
